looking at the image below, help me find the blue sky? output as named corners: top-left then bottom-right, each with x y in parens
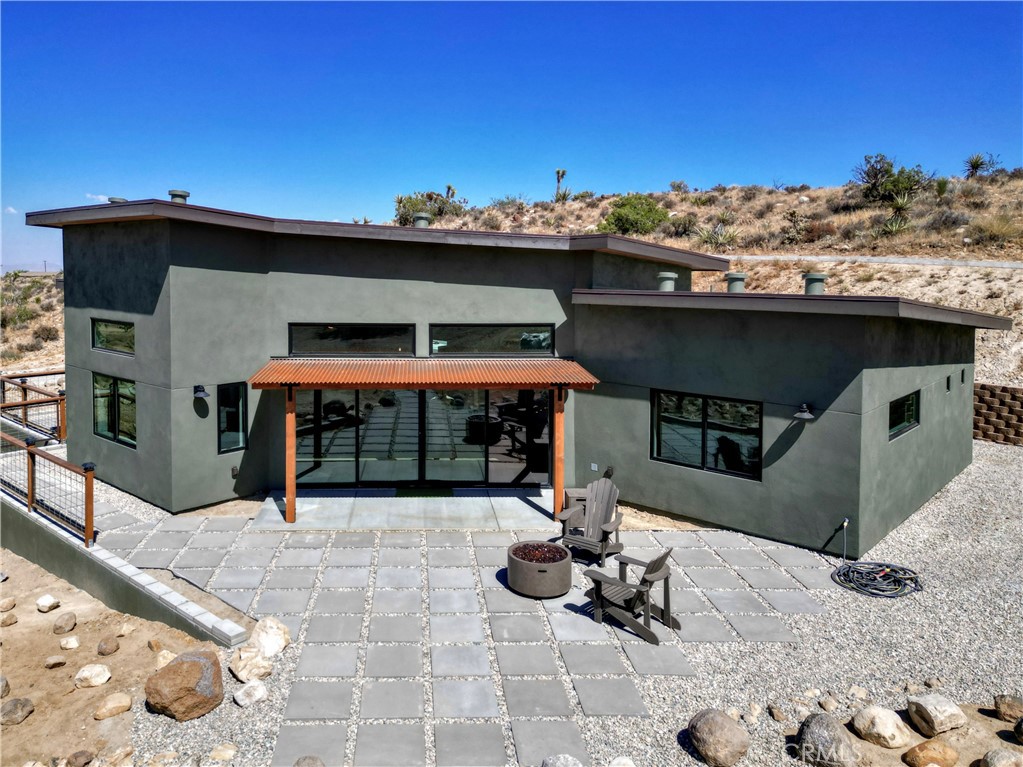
top-left (2, 1), bottom-right (1021, 270)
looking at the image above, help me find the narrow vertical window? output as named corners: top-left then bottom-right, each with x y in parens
top-left (218, 382), bottom-right (247, 453)
top-left (946, 376), bottom-right (951, 392)
top-left (888, 391), bottom-right (920, 440)
top-left (93, 373), bottom-right (136, 448)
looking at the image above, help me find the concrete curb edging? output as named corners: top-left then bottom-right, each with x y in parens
top-left (0, 498), bottom-right (248, 647)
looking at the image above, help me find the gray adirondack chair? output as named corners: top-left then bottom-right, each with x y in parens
top-left (583, 548), bottom-right (680, 644)
top-left (560, 477), bottom-right (623, 566)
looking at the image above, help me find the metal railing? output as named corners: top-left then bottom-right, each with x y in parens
top-left (0, 369), bottom-right (66, 441)
top-left (0, 431), bottom-right (94, 546)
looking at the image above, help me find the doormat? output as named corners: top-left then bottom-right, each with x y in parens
top-left (395, 489), bottom-right (456, 498)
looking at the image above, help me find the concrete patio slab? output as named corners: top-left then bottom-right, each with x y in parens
top-left (376, 567), bottom-right (422, 588)
top-left (573, 677), bottom-right (648, 716)
top-left (365, 644), bottom-right (423, 676)
top-left (496, 643), bottom-right (560, 675)
top-left (276, 548), bottom-right (325, 567)
top-left (758, 589), bottom-right (827, 613)
top-left (511, 721), bottom-right (589, 767)
top-left (296, 644), bottom-right (359, 677)
top-left (371, 589), bottom-right (421, 614)
top-left (431, 644), bottom-right (491, 676)
top-left (489, 613), bottom-right (547, 642)
top-left (788, 566), bottom-right (843, 590)
top-left (428, 567), bottom-right (475, 589)
top-left (326, 548), bottom-right (374, 566)
top-left (548, 613), bottom-right (611, 642)
top-left (716, 547), bottom-right (775, 568)
top-left (734, 567), bottom-right (801, 589)
top-left (559, 643), bottom-right (627, 675)
top-left (332, 532), bottom-right (376, 547)
top-left (254, 589), bottom-right (311, 614)
top-left (272, 724), bottom-right (347, 767)
top-left (503, 678), bottom-right (573, 716)
top-left (265, 567), bottom-right (318, 589)
top-left (685, 568), bottom-right (747, 590)
top-left (378, 547), bottom-right (420, 566)
top-left (322, 567), bottom-right (371, 588)
top-left (704, 589), bottom-right (772, 614)
top-left (431, 614), bottom-right (485, 643)
top-left (433, 679), bottom-right (500, 717)
top-left (213, 589), bottom-right (255, 613)
top-left (429, 589), bottom-right (479, 613)
top-left (483, 588), bottom-right (538, 613)
top-left (359, 680), bottom-right (425, 718)
top-left (676, 615), bottom-right (738, 643)
top-left (311, 590), bottom-right (366, 614)
top-left (223, 548), bottom-right (277, 568)
top-left (766, 547), bottom-right (830, 568)
top-left (283, 680), bottom-right (353, 720)
top-left (305, 614), bottom-right (362, 643)
top-left (434, 722), bottom-right (508, 767)
top-left (353, 723), bottom-right (426, 767)
top-left (698, 530), bottom-right (755, 548)
top-left (622, 643), bottom-right (697, 675)
top-left (210, 568), bottom-right (265, 590)
top-left (671, 548), bottom-right (721, 567)
top-left (368, 614), bottom-right (421, 642)
top-left (726, 614), bottom-right (799, 642)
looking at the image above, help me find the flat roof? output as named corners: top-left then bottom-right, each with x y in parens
top-left (25, 200), bottom-right (729, 272)
top-left (572, 289), bottom-right (1013, 330)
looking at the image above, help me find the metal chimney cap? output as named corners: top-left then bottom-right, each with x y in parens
top-left (107, 197), bottom-right (128, 204)
top-left (168, 190), bottom-right (190, 203)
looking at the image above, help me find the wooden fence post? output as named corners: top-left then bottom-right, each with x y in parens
top-left (58, 389), bottom-right (67, 441)
top-left (82, 462), bottom-right (95, 548)
top-left (25, 436), bottom-right (36, 514)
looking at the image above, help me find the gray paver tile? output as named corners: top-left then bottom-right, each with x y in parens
top-left (431, 644), bottom-right (491, 676)
top-left (128, 549), bottom-right (176, 568)
top-left (573, 677), bottom-right (648, 716)
top-left (174, 548), bottom-right (226, 569)
top-left (435, 722), bottom-right (507, 767)
top-left (189, 531), bottom-right (239, 549)
top-left (559, 643), bottom-right (626, 675)
top-left (223, 548), bottom-right (276, 567)
top-left (705, 590), bottom-right (772, 614)
top-left (158, 516), bottom-right (205, 532)
top-left (378, 547), bottom-right (420, 567)
top-left (235, 532), bottom-right (283, 548)
top-left (428, 567), bottom-right (475, 589)
top-left (140, 532), bottom-right (193, 550)
top-left (787, 567), bottom-right (842, 590)
top-left (275, 548), bottom-right (325, 567)
top-left (426, 531), bottom-right (466, 547)
top-left (471, 531), bottom-right (514, 547)
top-left (173, 568), bottom-right (214, 589)
top-left (276, 614), bottom-right (304, 639)
top-left (284, 680), bottom-right (353, 720)
top-left (511, 721), bottom-right (589, 767)
top-left (758, 589), bottom-right (826, 614)
top-left (671, 548), bottom-right (721, 567)
top-left (473, 547), bottom-right (509, 566)
top-left (327, 548), bottom-right (374, 566)
top-left (254, 589), bottom-right (310, 614)
top-left (698, 530), bottom-right (754, 548)
top-left (97, 532), bottom-right (147, 550)
top-left (210, 568), bottom-right (265, 590)
top-left (203, 516), bottom-right (250, 531)
top-left (767, 547), bottom-right (828, 568)
top-left (542, 589), bottom-right (591, 613)
top-left (431, 614), bottom-right (485, 643)
top-left (495, 643), bottom-right (559, 675)
top-left (360, 680), bottom-right (424, 718)
top-left (376, 567), bottom-right (422, 588)
top-left (272, 724), bottom-right (347, 767)
top-left (305, 614), bottom-right (363, 643)
top-left (365, 644), bottom-right (423, 677)
top-left (428, 548), bottom-right (472, 567)
top-left (685, 568), bottom-right (746, 590)
top-left (95, 512), bottom-right (145, 531)
top-left (372, 589), bottom-right (421, 614)
top-left (716, 547), bottom-right (774, 568)
top-left (353, 723), bottom-right (426, 767)
top-left (285, 532), bottom-right (330, 548)
top-left (369, 614), bottom-right (422, 642)
top-left (747, 534), bottom-right (783, 547)
top-left (489, 614), bottom-right (547, 642)
top-left (548, 613), bottom-right (610, 642)
top-left (265, 567), bottom-right (318, 589)
top-left (433, 679), bottom-right (499, 717)
top-left (429, 590), bottom-right (479, 613)
top-left (504, 679), bottom-right (573, 717)
top-left (213, 590), bottom-right (255, 613)
top-left (617, 531), bottom-right (655, 546)
top-left (667, 589), bottom-right (712, 613)
top-left (332, 532), bottom-right (376, 548)
top-left (296, 644), bottom-right (359, 677)
top-left (734, 567), bottom-right (800, 589)
top-left (651, 531), bottom-right (704, 548)
top-left (477, 567), bottom-right (505, 589)
top-left (483, 588), bottom-right (538, 613)
top-left (314, 590), bottom-right (368, 614)
top-left (676, 615), bottom-right (738, 643)
top-left (380, 531), bottom-right (421, 547)
top-left (322, 567), bottom-right (371, 588)
top-left (727, 614), bottom-right (798, 642)
top-left (622, 643), bottom-right (696, 675)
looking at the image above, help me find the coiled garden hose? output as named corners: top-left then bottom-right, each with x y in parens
top-left (830, 518), bottom-right (923, 598)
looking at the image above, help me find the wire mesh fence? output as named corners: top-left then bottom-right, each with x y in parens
top-left (0, 369), bottom-right (66, 441)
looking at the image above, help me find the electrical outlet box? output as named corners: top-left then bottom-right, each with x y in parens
top-left (590, 463), bottom-right (598, 471)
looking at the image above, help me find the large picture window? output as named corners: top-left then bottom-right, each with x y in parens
top-left (429, 324), bottom-right (554, 355)
top-left (289, 324), bottom-right (415, 356)
top-left (218, 383), bottom-right (247, 453)
top-left (652, 390), bottom-right (761, 480)
top-left (93, 373), bottom-right (136, 448)
top-left (92, 319), bottom-right (135, 355)
top-left (888, 390), bottom-right (920, 440)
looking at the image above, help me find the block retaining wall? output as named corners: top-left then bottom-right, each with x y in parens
top-left (974, 383), bottom-right (1023, 447)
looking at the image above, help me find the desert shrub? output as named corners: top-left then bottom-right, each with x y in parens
top-left (689, 194), bottom-right (717, 207)
top-left (753, 202), bottom-right (774, 219)
top-left (803, 221), bottom-right (838, 242)
top-left (740, 230), bottom-right (769, 248)
top-left (40, 300), bottom-right (55, 312)
top-left (874, 215), bottom-right (911, 238)
top-left (479, 212), bottom-right (502, 231)
top-left (33, 323), bottom-right (60, 341)
top-left (1, 348), bottom-right (22, 362)
top-left (739, 186), bottom-right (762, 202)
top-left (584, 197), bottom-right (600, 209)
top-left (665, 213), bottom-right (698, 237)
top-left (0, 305), bottom-right (37, 329)
top-left (853, 154), bottom-right (932, 204)
top-left (715, 209), bottom-right (736, 226)
top-left (784, 184), bottom-right (811, 193)
top-left (827, 193), bottom-right (866, 215)
top-left (964, 153), bottom-right (1001, 179)
top-left (889, 192), bottom-right (913, 217)
top-left (710, 184), bottom-right (728, 194)
top-left (696, 224), bottom-right (739, 249)
top-left (781, 209), bottom-right (808, 244)
top-left (17, 340), bottom-right (43, 353)
top-left (535, 201), bottom-right (554, 212)
top-left (660, 197), bottom-right (677, 211)
top-left (923, 209), bottom-right (970, 232)
top-left (491, 194), bottom-right (529, 211)
top-left (669, 180), bottom-right (690, 199)
top-left (553, 187), bottom-right (572, 203)
top-left (968, 214), bottom-right (1023, 244)
top-left (572, 190), bottom-right (595, 201)
top-left (394, 187), bottom-right (467, 226)
top-left (597, 194), bottom-right (670, 235)
top-left (839, 222), bottom-right (861, 241)
top-left (934, 177), bottom-right (950, 200)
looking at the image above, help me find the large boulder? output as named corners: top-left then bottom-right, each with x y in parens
top-left (688, 708), bottom-right (751, 767)
top-left (1, 697), bottom-right (34, 725)
top-left (229, 645), bottom-right (273, 683)
top-left (994, 695), bottom-right (1023, 723)
top-left (982, 749), bottom-right (1023, 767)
top-left (247, 617), bottom-right (291, 658)
top-left (796, 713), bottom-right (860, 767)
top-left (851, 705), bottom-right (915, 749)
top-left (145, 647), bottom-right (224, 721)
top-left (907, 694), bottom-right (966, 737)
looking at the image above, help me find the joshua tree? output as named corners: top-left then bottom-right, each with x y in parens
top-left (554, 169), bottom-right (570, 203)
top-left (964, 153), bottom-right (1000, 179)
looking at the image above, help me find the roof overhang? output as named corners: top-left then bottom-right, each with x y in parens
top-left (25, 200), bottom-right (729, 272)
top-left (249, 357), bottom-right (600, 390)
top-left (571, 289), bottom-right (1013, 330)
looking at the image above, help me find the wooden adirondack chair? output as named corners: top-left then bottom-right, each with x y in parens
top-left (559, 478), bottom-right (623, 566)
top-left (583, 548), bottom-right (680, 645)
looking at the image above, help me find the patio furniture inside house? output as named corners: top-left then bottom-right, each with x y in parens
top-left (584, 548), bottom-right (680, 645)
top-left (559, 477), bottom-right (623, 566)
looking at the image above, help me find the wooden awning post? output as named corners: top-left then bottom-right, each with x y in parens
top-left (285, 385), bottom-right (297, 523)
top-left (553, 386), bottom-right (566, 518)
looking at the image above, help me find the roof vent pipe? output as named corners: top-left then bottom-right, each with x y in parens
top-left (168, 190), bottom-right (190, 204)
top-left (725, 272), bottom-right (747, 293)
top-left (412, 213), bottom-right (431, 228)
top-left (108, 197), bottom-right (127, 204)
top-left (657, 272), bottom-right (678, 291)
top-left (803, 273), bottom-right (827, 295)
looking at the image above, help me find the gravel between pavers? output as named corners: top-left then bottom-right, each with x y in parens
top-left (118, 441), bottom-right (1021, 766)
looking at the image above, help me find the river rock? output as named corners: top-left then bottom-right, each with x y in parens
top-left (851, 705), bottom-right (915, 749)
top-left (94, 692), bottom-right (132, 720)
top-left (1, 697), bottom-right (34, 725)
top-left (52, 612), bottom-right (77, 634)
top-left (36, 594), bottom-right (60, 612)
top-left (229, 645), bottom-right (273, 683)
top-left (148, 638), bottom-right (162, 652)
top-left (116, 622), bottom-right (135, 637)
top-left (541, 757), bottom-right (583, 767)
top-left (688, 708), bottom-right (751, 767)
top-left (0, 675), bottom-right (9, 697)
top-left (902, 739), bottom-right (958, 767)
top-left (293, 758), bottom-right (326, 767)
top-left (75, 664), bottom-right (111, 688)
top-left (769, 703), bottom-right (786, 722)
top-left (208, 743), bottom-right (238, 762)
top-left (819, 695), bottom-right (839, 713)
top-left (0, 597), bottom-right (14, 612)
top-left (96, 745), bottom-right (134, 767)
top-left (248, 616), bottom-right (291, 658)
top-left (982, 749), bottom-right (1023, 767)
top-left (155, 650), bottom-right (176, 669)
top-left (1, 612), bottom-right (17, 626)
top-left (796, 713), bottom-right (860, 767)
top-left (925, 677), bottom-right (943, 689)
top-left (145, 647), bottom-right (224, 721)
top-left (60, 636), bottom-right (80, 650)
top-left (97, 637), bottom-right (120, 656)
top-left (44, 655), bottom-right (67, 669)
top-left (233, 679), bottom-right (268, 707)
top-left (907, 694), bottom-right (967, 737)
top-left (609, 759), bottom-right (637, 767)
top-left (995, 695), bottom-right (1023, 723)
top-left (68, 750), bottom-right (95, 767)
top-left (848, 686), bottom-right (868, 700)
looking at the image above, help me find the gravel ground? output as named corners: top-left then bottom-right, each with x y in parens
top-left (86, 441), bottom-right (1023, 765)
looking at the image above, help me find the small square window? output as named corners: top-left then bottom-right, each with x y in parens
top-left (888, 391), bottom-right (920, 440)
top-left (92, 319), bottom-right (135, 355)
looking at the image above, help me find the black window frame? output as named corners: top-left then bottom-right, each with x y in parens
top-left (92, 372), bottom-right (137, 449)
top-left (217, 382), bottom-right (248, 454)
top-left (288, 323), bottom-right (416, 357)
top-left (650, 389), bottom-right (763, 481)
top-left (428, 323), bottom-right (556, 357)
top-left (91, 318), bottom-right (135, 356)
top-left (888, 390), bottom-right (920, 441)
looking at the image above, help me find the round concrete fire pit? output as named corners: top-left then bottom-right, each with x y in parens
top-left (507, 541), bottom-right (572, 598)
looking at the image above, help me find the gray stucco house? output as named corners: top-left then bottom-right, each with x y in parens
top-left (26, 196), bottom-right (1011, 556)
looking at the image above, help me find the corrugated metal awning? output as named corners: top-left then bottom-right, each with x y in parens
top-left (249, 357), bottom-right (599, 390)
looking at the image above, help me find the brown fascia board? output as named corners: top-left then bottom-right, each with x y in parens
top-left (571, 289), bottom-right (1014, 331)
top-left (25, 200), bottom-right (729, 272)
